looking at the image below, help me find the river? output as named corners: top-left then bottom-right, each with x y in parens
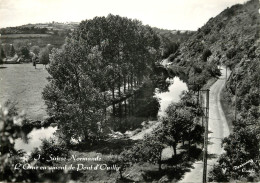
top-left (0, 64), bottom-right (187, 153)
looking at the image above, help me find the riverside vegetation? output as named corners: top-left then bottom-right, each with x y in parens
top-left (1, 0), bottom-right (259, 181)
top-left (165, 0), bottom-right (260, 181)
top-left (1, 14), bottom-right (207, 182)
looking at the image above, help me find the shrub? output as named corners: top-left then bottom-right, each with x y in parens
top-left (30, 138), bottom-right (69, 166)
top-left (226, 48), bottom-right (237, 59)
top-left (203, 27), bottom-right (211, 35)
top-left (202, 49), bottom-right (212, 62)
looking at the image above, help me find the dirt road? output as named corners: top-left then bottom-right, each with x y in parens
top-left (179, 67), bottom-right (231, 182)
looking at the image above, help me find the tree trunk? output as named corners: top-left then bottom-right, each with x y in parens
top-left (118, 75), bottom-right (122, 117)
top-left (119, 169), bottom-right (123, 179)
top-left (130, 74), bottom-right (133, 90)
top-left (124, 100), bottom-right (127, 117)
top-left (173, 145), bottom-right (177, 157)
top-left (158, 151), bottom-right (162, 171)
top-left (104, 93), bottom-right (107, 120)
top-left (112, 86), bottom-right (115, 116)
top-left (127, 76), bottom-right (130, 91)
top-left (128, 99), bottom-right (131, 116)
top-left (123, 76), bottom-right (126, 94)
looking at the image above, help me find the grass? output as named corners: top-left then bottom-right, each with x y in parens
top-left (0, 34), bottom-right (65, 48)
top-left (0, 63), bottom-right (50, 120)
top-left (0, 34), bottom-right (51, 38)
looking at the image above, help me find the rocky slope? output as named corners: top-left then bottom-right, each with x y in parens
top-left (168, 0), bottom-right (259, 181)
top-left (169, 0), bottom-right (259, 88)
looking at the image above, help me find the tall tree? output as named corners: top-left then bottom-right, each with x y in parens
top-left (43, 15), bottom-right (161, 145)
top-left (18, 46), bottom-right (30, 58)
top-left (39, 47), bottom-right (50, 68)
top-left (31, 45), bottom-right (40, 56)
top-left (1, 47), bottom-right (6, 58)
top-left (9, 45), bottom-right (16, 57)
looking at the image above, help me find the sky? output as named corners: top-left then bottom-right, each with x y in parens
top-left (0, 0), bottom-right (249, 30)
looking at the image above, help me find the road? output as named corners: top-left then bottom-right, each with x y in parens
top-left (179, 67), bottom-right (231, 182)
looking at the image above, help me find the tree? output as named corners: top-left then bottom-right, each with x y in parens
top-left (1, 47), bottom-right (6, 58)
top-left (209, 128), bottom-right (260, 182)
top-left (202, 49), bottom-right (212, 62)
top-left (160, 91), bottom-right (204, 156)
top-left (39, 48), bottom-right (50, 67)
top-left (43, 46), bottom-right (106, 145)
top-left (0, 101), bottom-right (38, 182)
top-left (162, 42), bottom-right (179, 59)
top-left (121, 128), bottom-right (167, 171)
top-left (43, 15), bottom-right (161, 145)
top-left (31, 45), bottom-right (40, 56)
top-left (18, 46), bottom-right (30, 59)
top-left (46, 44), bottom-right (54, 52)
top-left (9, 45), bottom-right (16, 57)
top-left (30, 138), bottom-right (69, 166)
top-left (162, 105), bottom-right (194, 156)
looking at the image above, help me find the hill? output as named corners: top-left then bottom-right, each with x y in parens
top-left (0, 22), bottom-right (79, 50)
top-left (0, 22), bottom-right (192, 58)
top-left (0, 22), bottom-right (78, 35)
top-left (167, 0), bottom-right (259, 181)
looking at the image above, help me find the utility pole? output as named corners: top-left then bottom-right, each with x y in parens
top-left (226, 66), bottom-right (227, 81)
top-left (203, 89), bottom-right (210, 183)
top-left (234, 68), bottom-right (240, 122)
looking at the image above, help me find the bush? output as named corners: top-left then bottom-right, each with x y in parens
top-left (30, 138), bottom-right (69, 166)
top-left (202, 49), bottom-right (212, 62)
top-left (0, 101), bottom-right (38, 182)
top-left (162, 42), bottom-right (179, 59)
top-left (203, 27), bottom-right (211, 35)
top-left (226, 48), bottom-right (237, 59)
top-left (18, 46), bottom-right (30, 59)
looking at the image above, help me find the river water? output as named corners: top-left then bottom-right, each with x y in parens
top-left (156, 77), bottom-right (188, 117)
top-left (0, 64), bottom-right (187, 152)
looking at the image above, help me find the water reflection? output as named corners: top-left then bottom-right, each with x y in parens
top-left (107, 77), bottom-right (187, 133)
top-left (156, 77), bottom-right (188, 117)
top-left (15, 127), bottom-right (57, 153)
top-left (15, 76), bottom-right (187, 152)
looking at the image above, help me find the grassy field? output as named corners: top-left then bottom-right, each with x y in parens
top-left (0, 63), bottom-right (50, 120)
top-left (0, 34), bottom-right (51, 38)
top-left (0, 34), bottom-right (65, 48)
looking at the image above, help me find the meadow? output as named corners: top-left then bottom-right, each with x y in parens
top-left (0, 63), bottom-right (50, 120)
top-left (0, 34), bottom-right (65, 48)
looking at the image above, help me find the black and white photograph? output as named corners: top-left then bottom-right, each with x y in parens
top-left (0, 0), bottom-right (259, 182)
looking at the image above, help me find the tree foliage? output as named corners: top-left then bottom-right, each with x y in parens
top-left (202, 49), bottom-right (212, 62)
top-left (161, 92), bottom-right (203, 156)
top-left (31, 45), bottom-right (40, 56)
top-left (1, 47), bottom-right (6, 58)
top-left (43, 14), bottom-right (161, 145)
top-left (39, 47), bottom-right (50, 66)
top-left (0, 101), bottom-right (38, 182)
top-left (121, 128), bottom-right (167, 171)
top-left (18, 46), bottom-right (30, 58)
top-left (9, 45), bottom-right (16, 57)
